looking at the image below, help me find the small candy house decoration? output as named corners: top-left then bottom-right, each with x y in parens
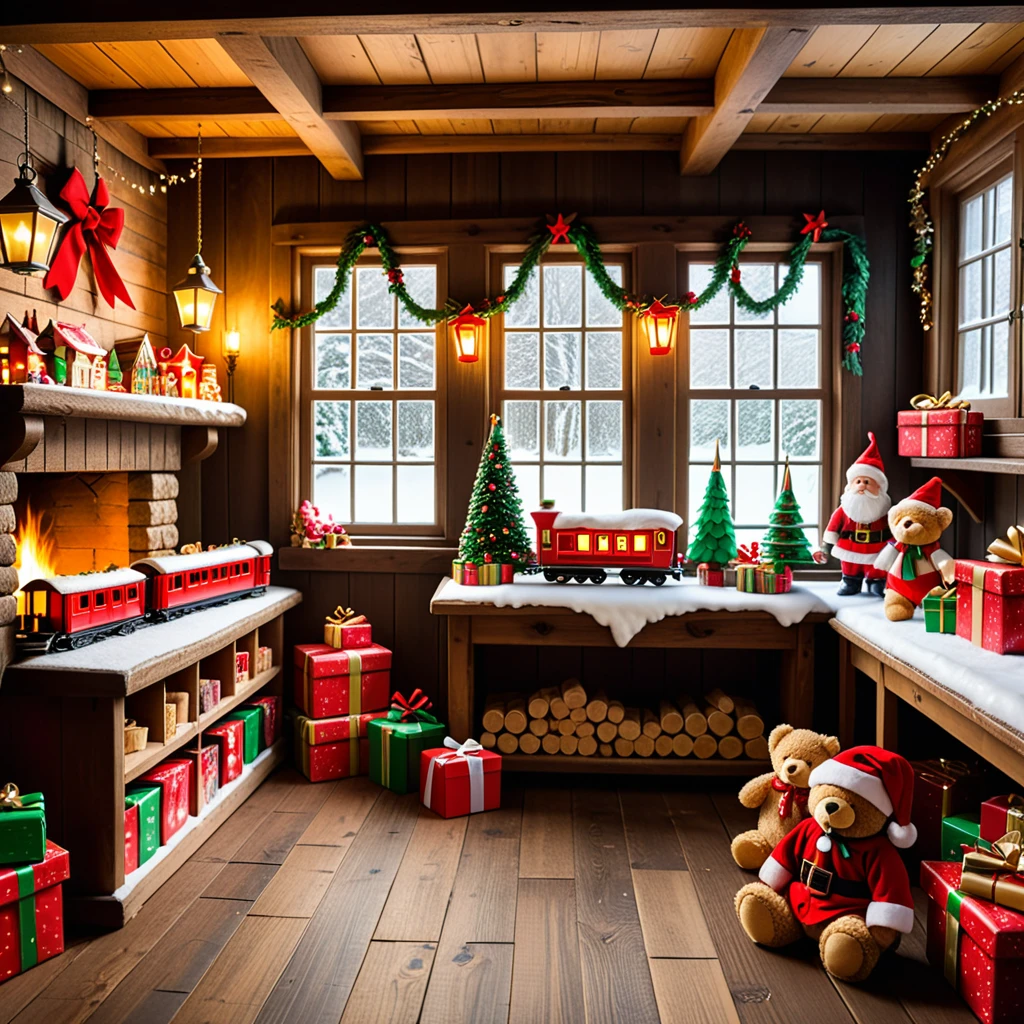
top-left (36, 320), bottom-right (105, 388)
top-left (130, 334), bottom-right (159, 395)
top-left (199, 362), bottom-right (222, 401)
top-left (0, 312), bottom-right (51, 383)
top-left (167, 343), bottom-right (204, 400)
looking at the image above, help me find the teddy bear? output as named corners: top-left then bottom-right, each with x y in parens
top-left (872, 476), bottom-right (954, 621)
top-left (730, 724), bottom-right (840, 870)
top-left (734, 746), bottom-right (917, 983)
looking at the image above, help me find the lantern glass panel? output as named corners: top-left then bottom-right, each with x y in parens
top-left (174, 284), bottom-right (218, 332)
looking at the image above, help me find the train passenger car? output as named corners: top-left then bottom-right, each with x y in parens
top-left (131, 540), bottom-right (273, 618)
top-left (17, 568), bottom-right (148, 651)
top-left (528, 507), bottom-right (683, 585)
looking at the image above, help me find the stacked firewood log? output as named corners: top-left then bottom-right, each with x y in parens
top-left (479, 681), bottom-right (769, 759)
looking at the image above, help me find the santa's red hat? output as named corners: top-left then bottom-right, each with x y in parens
top-left (896, 475), bottom-right (944, 514)
top-left (847, 432), bottom-right (887, 491)
top-left (808, 746), bottom-right (917, 848)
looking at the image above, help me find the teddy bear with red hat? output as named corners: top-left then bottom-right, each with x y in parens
top-left (735, 745), bottom-right (917, 983)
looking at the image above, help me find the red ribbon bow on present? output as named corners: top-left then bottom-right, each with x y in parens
top-left (736, 542), bottom-right (760, 565)
top-left (389, 688), bottom-right (437, 723)
top-left (44, 168), bottom-right (135, 310)
top-left (771, 777), bottom-right (810, 819)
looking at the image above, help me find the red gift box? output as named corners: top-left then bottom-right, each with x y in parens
top-left (323, 621), bottom-right (372, 650)
top-left (955, 559), bottom-right (1024, 655)
top-left (910, 759), bottom-right (987, 867)
top-left (982, 795), bottom-right (1024, 845)
top-left (124, 802), bottom-right (139, 875)
top-left (0, 841), bottom-right (69, 982)
top-left (204, 719), bottom-right (245, 786)
top-left (898, 407), bottom-right (983, 458)
top-left (199, 678), bottom-right (221, 714)
top-left (922, 859), bottom-right (1024, 1024)
top-left (183, 746), bottom-right (219, 812)
top-left (138, 759), bottom-right (193, 844)
top-left (420, 740), bottom-right (501, 819)
top-left (236, 651), bottom-right (250, 685)
top-left (293, 710), bottom-right (386, 782)
top-left (293, 643), bottom-right (392, 719)
top-left (243, 695), bottom-right (281, 749)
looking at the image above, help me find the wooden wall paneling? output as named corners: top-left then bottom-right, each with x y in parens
top-left (348, 572), bottom-right (397, 654)
top-left (268, 219), bottom-right (297, 550)
top-left (273, 156), bottom-right (321, 223)
top-left (365, 155), bottom-right (408, 221)
top-left (718, 150), bottom-right (766, 214)
top-left (641, 152), bottom-right (719, 215)
top-left (536, 646), bottom-right (583, 691)
top-left (555, 151), bottom-right (645, 216)
top-left (319, 163), bottom-right (367, 221)
top-left (763, 151), bottom-right (823, 214)
top-left (393, 573), bottom-right (445, 719)
top-left (450, 154), bottom-right (501, 218)
top-left (820, 151), bottom-right (865, 216)
top-left (501, 153), bottom-right (556, 216)
top-left (406, 154), bottom-right (452, 219)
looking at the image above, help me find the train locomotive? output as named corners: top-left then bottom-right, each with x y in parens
top-left (16, 540), bottom-right (273, 652)
top-left (525, 506), bottom-right (683, 585)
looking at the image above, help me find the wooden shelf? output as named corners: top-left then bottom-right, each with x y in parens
top-left (502, 754), bottom-right (770, 775)
top-left (197, 665), bottom-right (281, 730)
top-left (278, 544), bottom-right (457, 575)
top-left (910, 456), bottom-right (1024, 475)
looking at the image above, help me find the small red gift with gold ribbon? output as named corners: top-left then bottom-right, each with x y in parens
top-left (323, 605), bottom-right (372, 649)
top-left (955, 528), bottom-right (1024, 654)
top-left (898, 391), bottom-right (982, 458)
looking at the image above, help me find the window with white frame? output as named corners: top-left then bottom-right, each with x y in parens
top-left (957, 172), bottom-right (1013, 400)
top-left (686, 259), bottom-right (828, 550)
top-left (496, 258), bottom-right (629, 527)
top-left (306, 260), bottom-right (441, 531)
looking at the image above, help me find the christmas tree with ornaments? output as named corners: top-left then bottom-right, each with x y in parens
top-left (688, 440), bottom-right (737, 566)
top-left (760, 458), bottom-right (817, 567)
top-left (458, 414), bottom-right (534, 579)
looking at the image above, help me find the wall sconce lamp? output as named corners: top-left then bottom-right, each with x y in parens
top-left (637, 298), bottom-right (680, 356)
top-left (222, 327), bottom-right (240, 402)
top-left (450, 303), bottom-right (486, 363)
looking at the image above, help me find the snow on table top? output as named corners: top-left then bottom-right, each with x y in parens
top-left (434, 576), bottom-right (860, 647)
top-left (835, 599), bottom-right (1024, 741)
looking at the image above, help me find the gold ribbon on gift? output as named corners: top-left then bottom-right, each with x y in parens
top-left (970, 565), bottom-right (986, 647)
top-left (303, 649), bottom-right (362, 714)
top-left (943, 889), bottom-right (964, 988)
top-left (987, 526), bottom-right (1024, 565)
top-left (1004, 794), bottom-right (1024, 834)
top-left (0, 782), bottom-right (23, 810)
top-left (959, 831), bottom-right (1024, 913)
top-left (326, 605), bottom-right (366, 627)
top-left (909, 392), bottom-right (972, 457)
top-left (349, 714), bottom-right (362, 776)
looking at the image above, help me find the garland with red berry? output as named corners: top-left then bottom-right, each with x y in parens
top-left (270, 210), bottom-right (869, 374)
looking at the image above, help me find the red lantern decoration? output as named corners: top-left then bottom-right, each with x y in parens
top-left (449, 303), bottom-right (486, 363)
top-left (637, 298), bottom-right (680, 356)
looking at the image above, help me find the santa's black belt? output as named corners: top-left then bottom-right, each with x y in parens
top-left (800, 858), bottom-right (871, 899)
top-left (838, 529), bottom-right (885, 543)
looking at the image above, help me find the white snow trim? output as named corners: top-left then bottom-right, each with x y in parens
top-left (847, 463), bottom-right (888, 490)
top-left (873, 545), bottom-right (898, 572)
top-left (887, 821), bottom-right (918, 849)
top-left (823, 530), bottom-right (839, 545)
top-left (893, 499), bottom-right (938, 515)
top-left (865, 901), bottom-right (915, 934)
top-left (23, 568), bottom-right (147, 595)
top-left (551, 508), bottom-right (682, 532)
top-left (132, 543), bottom-right (269, 574)
top-left (832, 546), bottom-right (884, 565)
top-left (758, 856), bottom-right (792, 891)
top-left (808, 759), bottom-right (893, 817)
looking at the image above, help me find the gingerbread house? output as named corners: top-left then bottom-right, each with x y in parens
top-left (36, 320), bottom-right (107, 389)
top-left (0, 312), bottom-right (51, 383)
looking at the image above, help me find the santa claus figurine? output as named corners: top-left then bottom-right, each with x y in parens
top-left (821, 433), bottom-right (891, 596)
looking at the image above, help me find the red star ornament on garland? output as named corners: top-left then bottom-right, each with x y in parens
top-left (801, 210), bottom-right (828, 243)
top-left (546, 213), bottom-right (574, 244)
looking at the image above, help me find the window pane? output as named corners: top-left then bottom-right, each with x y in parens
top-left (735, 465), bottom-right (775, 524)
top-left (398, 266), bottom-right (437, 328)
top-left (543, 464), bottom-right (581, 511)
top-left (992, 319), bottom-right (1009, 397)
top-left (780, 399), bottom-right (820, 460)
top-left (398, 333), bottom-right (434, 389)
top-left (689, 264), bottom-right (729, 324)
top-left (315, 334), bottom-right (351, 389)
top-left (505, 400), bottom-right (540, 459)
top-left (735, 329), bottom-right (772, 389)
top-left (543, 265), bottom-right (582, 327)
top-left (691, 329), bottom-right (730, 388)
top-left (959, 328), bottom-right (982, 396)
top-left (962, 193), bottom-right (984, 258)
top-left (314, 400), bottom-right (349, 458)
top-left (778, 330), bottom-right (819, 388)
top-left (996, 176), bottom-right (1013, 245)
top-left (585, 465), bottom-right (623, 513)
top-left (397, 465), bottom-right (434, 522)
top-left (356, 334), bottom-right (393, 389)
top-left (506, 332), bottom-right (540, 389)
top-left (504, 264), bottom-right (539, 328)
top-left (959, 261), bottom-right (982, 326)
top-left (586, 265), bottom-right (623, 327)
top-left (313, 465), bottom-right (351, 522)
top-left (355, 401), bottom-right (392, 460)
top-left (779, 262), bottom-right (820, 325)
top-left (585, 332), bottom-right (621, 389)
top-left (516, 462), bottom-right (540, 522)
top-left (356, 267), bottom-right (393, 328)
top-left (586, 401), bottom-right (622, 461)
top-left (397, 400), bottom-right (433, 461)
top-left (545, 400), bottom-right (581, 460)
top-left (736, 400), bottom-right (773, 460)
top-left (994, 247), bottom-right (1011, 314)
top-left (690, 399), bottom-right (730, 460)
top-left (314, 267), bottom-right (351, 330)
top-left (735, 264), bottom-right (774, 324)
top-left (354, 465), bottom-right (392, 522)
top-left (544, 332), bottom-right (582, 389)
top-left (789, 463), bottom-right (821, 544)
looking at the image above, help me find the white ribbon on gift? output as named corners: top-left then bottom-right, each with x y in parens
top-left (423, 736), bottom-right (485, 814)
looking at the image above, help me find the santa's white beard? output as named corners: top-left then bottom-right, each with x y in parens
top-left (841, 488), bottom-right (890, 524)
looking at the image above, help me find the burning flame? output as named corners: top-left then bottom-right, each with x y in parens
top-left (15, 503), bottom-right (58, 615)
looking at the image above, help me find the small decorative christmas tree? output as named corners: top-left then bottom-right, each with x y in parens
top-left (458, 413), bottom-right (534, 569)
top-left (107, 347), bottom-right (122, 384)
top-left (760, 458), bottom-right (816, 567)
top-left (688, 440), bottom-right (737, 566)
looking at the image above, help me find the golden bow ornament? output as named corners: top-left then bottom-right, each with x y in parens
top-left (910, 391), bottom-right (972, 411)
top-left (959, 831), bottom-right (1024, 912)
top-left (0, 782), bottom-right (23, 810)
top-left (988, 526), bottom-right (1024, 565)
top-left (325, 605), bottom-right (366, 627)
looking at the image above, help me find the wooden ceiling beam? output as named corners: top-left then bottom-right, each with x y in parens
top-left (760, 76), bottom-right (999, 115)
top-left (150, 137), bottom-right (310, 159)
top-left (90, 87), bottom-right (280, 122)
top-left (681, 25), bottom-right (814, 176)
top-left (215, 36), bottom-right (362, 180)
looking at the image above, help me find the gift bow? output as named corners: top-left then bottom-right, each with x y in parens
top-left (387, 689), bottom-right (439, 725)
top-left (771, 776), bottom-right (809, 819)
top-left (423, 737), bottom-right (486, 814)
top-left (736, 542), bottom-right (760, 565)
top-left (326, 605), bottom-right (367, 627)
top-left (987, 526), bottom-right (1024, 565)
top-left (0, 782), bottom-right (42, 813)
top-left (959, 831), bottom-right (1024, 913)
top-left (43, 168), bottom-right (135, 309)
top-left (909, 391), bottom-right (972, 411)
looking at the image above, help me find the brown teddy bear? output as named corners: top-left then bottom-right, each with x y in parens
top-left (872, 476), bottom-right (954, 621)
top-left (734, 746), bottom-right (917, 983)
top-left (731, 725), bottom-right (840, 870)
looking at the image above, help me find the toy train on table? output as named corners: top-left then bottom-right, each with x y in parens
top-left (16, 540), bottom-right (273, 653)
top-left (523, 506), bottom-right (684, 585)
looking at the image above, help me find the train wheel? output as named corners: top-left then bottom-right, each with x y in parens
top-left (543, 570), bottom-right (560, 583)
top-left (574, 574), bottom-right (590, 584)
top-left (651, 574), bottom-right (667, 587)
top-left (621, 571), bottom-right (642, 586)
top-left (592, 570), bottom-right (607, 585)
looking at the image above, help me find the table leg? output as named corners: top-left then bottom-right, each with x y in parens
top-left (875, 674), bottom-right (898, 750)
top-left (839, 636), bottom-right (855, 749)
top-left (447, 615), bottom-right (474, 741)
top-left (779, 623), bottom-right (814, 727)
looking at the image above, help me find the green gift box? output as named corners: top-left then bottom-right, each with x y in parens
top-left (125, 784), bottom-right (161, 866)
top-left (223, 708), bottom-right (262, 763)
top-left (923, 586), bottom-right (958, 633)
top-left (941, 813), bottom-right (989, 862)
top-left (0, 786), bottom-right (46, 866)
top-left (368, 695), bottom-right (446, 794)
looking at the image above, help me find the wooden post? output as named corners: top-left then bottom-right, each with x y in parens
top-left (779, 622), bottom-right (814, 727)
top-left (876, 673), bottom-right (898, 750)
top-left (838, 635), bottom-right (856, 749)
top-left (447, 616), bottom-right (473, 741)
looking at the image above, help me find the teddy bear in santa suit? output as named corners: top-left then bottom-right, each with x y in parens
top-left (821, 432), bottom-right (892, 596)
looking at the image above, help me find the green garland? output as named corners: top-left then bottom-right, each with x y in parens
top-left (271, 214), bottom-right (869, 374)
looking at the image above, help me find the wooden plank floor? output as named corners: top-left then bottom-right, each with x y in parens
top-left (0, 768), bottom-right (978, 1024)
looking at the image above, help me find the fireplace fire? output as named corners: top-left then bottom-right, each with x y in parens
top-left (14, 501), bottom-right (57, 619)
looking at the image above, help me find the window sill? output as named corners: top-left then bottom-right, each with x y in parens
top-left (277, 545), bottom-right (458, 575)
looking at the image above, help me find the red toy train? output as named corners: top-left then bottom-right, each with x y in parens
top-left (525, 505), bottom-right (683, 585)
top-left (16, 541), bottom-right (273, 652)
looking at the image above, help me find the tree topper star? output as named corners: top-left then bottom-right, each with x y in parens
top-left (546, 213), bottom-right (573, 244)
top-left (801, 210), bottom-right (828, 243)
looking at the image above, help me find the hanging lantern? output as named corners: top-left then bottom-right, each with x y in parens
top-left (173, 125), bottom-right (221, 333)
top-left (0, 100), bottom-right (68, 275)
top-left (638, 298), bottom-right (680, 356)
top-left (449, 303), bottom-right (486, 363)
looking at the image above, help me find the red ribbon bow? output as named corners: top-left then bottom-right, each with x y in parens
top-left (772, 776), bottom-right (810, 819)
top-left (390, 688), bottom-right (433, 721)
top-left (736, 542), bottom-right (760, 565)
top-left (44, 168), bottom-right (135, 310)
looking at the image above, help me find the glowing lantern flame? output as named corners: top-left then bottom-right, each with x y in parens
top-left (14, 502), bottom-right (58, 616)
